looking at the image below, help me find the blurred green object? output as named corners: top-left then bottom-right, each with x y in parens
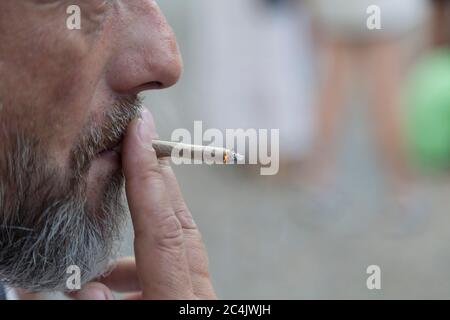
top-left (406, 48), bottom-right (450, 171)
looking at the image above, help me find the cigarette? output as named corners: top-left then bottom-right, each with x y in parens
top-left (152, 140), bottom-right (243, 164)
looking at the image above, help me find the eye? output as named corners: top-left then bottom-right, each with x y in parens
top-left (29, 0), bottom-right (109, 10)
top-left (83, 0), bottom-right (112, 15)
top-left (84, 0), bottom-right (110, 10)
top-left (29, 0), bottom-right (61, 7)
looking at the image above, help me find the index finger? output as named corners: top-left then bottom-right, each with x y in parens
top-left (158, 159), bottom-right (216, 299)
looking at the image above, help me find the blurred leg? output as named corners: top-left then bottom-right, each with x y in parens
top-left (305, 38), bottom-right (350, 185)
top-left (366, 40), bottom-right (412, 192)
top-left (431, 0), bottom-right (450, 47)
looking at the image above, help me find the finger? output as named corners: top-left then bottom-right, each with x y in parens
top-left (122, 110), bottom-right (194, 300)
top-left (123, 292), bottom-right (143, 300)
top-left (158, 159), bottom-right (197, 231)
top-left (97, 257), bottom-right (140, 293)
top-left (158, 159), bottom-right (216, 299)
top-left (67, 282), bottom-right (115, 300)
top-left (158, 159), bottom-right (197, 230)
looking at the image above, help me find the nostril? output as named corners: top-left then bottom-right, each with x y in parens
top-left (137, 81), bottom-right (163, 92)
top-left (147, 81), bottom-right (163, 89)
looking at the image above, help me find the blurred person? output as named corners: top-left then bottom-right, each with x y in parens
top-left (431, 0), bottom-right (450, 47)
top-left (403, 0), bottom-right (450, 175)
top-left (0, 1), bottom-right (216, 300)
top-left (303, 0), bottom-right (429, 213)
top-left (406, 48), bottom-right (450, 174)
top-left (191, 0), bottom-right (315, 175)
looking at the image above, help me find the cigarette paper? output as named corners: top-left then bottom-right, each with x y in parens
top-left (152, 140), bottom-right (243, 164)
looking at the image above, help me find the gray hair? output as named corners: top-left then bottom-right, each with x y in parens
top-left (0, 96), bottom-right (142, 291)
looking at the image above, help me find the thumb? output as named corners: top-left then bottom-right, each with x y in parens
top-left (121, 109), bottom-right (193, 299)
top-left (121, 110), bottom-right (171, 238)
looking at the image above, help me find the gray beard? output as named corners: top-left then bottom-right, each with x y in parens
top-left (0, 97), bottom-right (141, 291)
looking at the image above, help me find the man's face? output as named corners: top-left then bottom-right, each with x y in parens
top-left (0, 0), bottom-right (181, 290)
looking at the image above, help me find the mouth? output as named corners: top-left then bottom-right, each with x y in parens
top-left (96, 134), bottom-right (124, 157)
top-left (111, 144), bottom-right (122, 155)
top-left (98, 143), bottom-right (122, 157)
top-left (94, 140), bottom-right (123, 171)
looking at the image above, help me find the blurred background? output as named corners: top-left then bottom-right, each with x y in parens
top-left (121, 0), bottom-right (450, 299)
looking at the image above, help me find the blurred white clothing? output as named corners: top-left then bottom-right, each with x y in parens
top-left (307, 0), bottom-right (429, 40)
top-left (190, 0), bottom-right (316, 160)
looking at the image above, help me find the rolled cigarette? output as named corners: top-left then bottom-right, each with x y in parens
top-left (152, 140), bottom-right (243, 164)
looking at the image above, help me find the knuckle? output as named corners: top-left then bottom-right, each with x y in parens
top-left (184, 227), bottom-right (203, 243)
top-left (132, 156), bottom-right (163, 183)
top-left (174, 206), bottom-right (198, 231)
top-left (190, 253), bottom-right (211, 278)
top-left (154, 215), bottom-right (184, 250)
top-left (158, 158), bottom-right (172, 168)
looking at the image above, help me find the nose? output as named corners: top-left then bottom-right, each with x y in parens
top-left (107, 1), bottom-right (182, 94)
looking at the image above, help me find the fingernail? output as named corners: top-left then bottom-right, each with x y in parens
top-left (138, 110), bottom-right (158, 146)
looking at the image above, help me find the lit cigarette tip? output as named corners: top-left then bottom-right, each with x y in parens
top-left (231, 151), bottom-right (244, 163)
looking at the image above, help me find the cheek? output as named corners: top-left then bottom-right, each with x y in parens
top-left (0, 26), bottom-right (106, 165)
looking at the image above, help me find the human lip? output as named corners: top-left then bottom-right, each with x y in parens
top-left (111, 144), bottom-right (122, 155)
top-left (97, 141), bottom-right (122, 157)
top-left (95, 141), bottom-right (122, 169)
top-left (93, 147), bottom-right (121, 172)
